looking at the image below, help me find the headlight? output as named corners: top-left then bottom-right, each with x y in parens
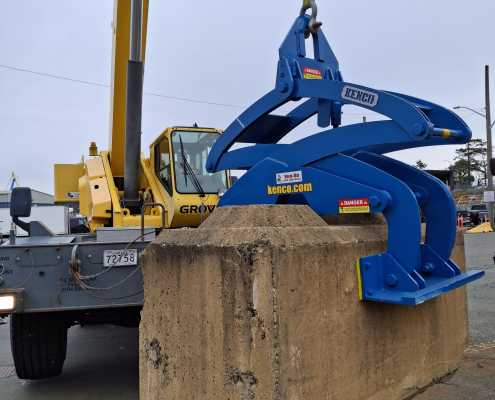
top-left (0, 295), bottom-right (15, 311)
top-left (0, 290), bottom-right (24, 313)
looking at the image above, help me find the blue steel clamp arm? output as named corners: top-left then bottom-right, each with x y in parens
top-left (207, 13), bottom-right (484, 306)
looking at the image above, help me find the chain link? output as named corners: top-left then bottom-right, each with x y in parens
top-left (300, 0), bottom-right (322, 37)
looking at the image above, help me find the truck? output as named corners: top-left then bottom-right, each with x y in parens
top-left (0, 0), bottom-right (229, 380)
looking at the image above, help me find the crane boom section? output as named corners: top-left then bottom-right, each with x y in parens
top-left (108, 0), bottom-right (149, 178)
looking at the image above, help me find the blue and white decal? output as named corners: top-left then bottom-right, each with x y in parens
top-left (276, 170), bottom-right (303, 185)
top-left (341, 86), bottom-right (379, 108)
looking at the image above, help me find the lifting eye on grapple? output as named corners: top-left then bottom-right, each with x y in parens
top-left (206, 5), bottom-right (484, 306)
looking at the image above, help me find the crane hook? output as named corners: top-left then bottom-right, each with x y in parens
top-left (300, 0), bottom-right (322, 37)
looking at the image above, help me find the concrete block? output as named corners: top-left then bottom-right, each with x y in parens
top-left (140, 205), bottom-right (468, 400)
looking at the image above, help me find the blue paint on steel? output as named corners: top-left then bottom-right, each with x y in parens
top-left (206, 14), bottom-right (485, 306)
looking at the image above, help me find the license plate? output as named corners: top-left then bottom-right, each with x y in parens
top-left (103, 249), bottom-right (138, 267)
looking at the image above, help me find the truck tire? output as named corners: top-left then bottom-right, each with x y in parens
top-left (10, 313), bottom-right (68, 380)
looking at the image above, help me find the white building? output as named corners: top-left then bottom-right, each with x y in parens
top-left (0, 190), bottom-right (54, 209)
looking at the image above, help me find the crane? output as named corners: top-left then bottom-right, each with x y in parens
top-left (0, 0), bottom-right (484, 382)
top-left (0, 0), bottom-right (229, 380)
top-left (54, 0), bottom-right (229, 231)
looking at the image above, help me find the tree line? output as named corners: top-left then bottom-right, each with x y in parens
top-left (415, 139), bottom-right (489, 188)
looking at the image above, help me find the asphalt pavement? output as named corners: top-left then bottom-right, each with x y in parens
top-left (0, 233), bottom-right (492, 400)
top-left (0, 324), bottom-right (138, 400)
top-left (414, 344), bottom-right (495, 400)
top-left (466, 232), bottom-right (495, 344)
top-left (413, 232), bottom-right (495, 399)
top-left (467, 264), bottom-right (495, 345)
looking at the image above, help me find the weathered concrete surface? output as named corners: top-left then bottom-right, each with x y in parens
top-left (140, 205), bottom-right (468, 400)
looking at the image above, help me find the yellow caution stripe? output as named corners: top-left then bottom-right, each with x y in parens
top-left (442, 129), bottom-right (452, 139)
top-left (356, 260), bottom-right (364, 301)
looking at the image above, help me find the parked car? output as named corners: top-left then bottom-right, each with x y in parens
top-left (468, 204), bottom-right (489, 226)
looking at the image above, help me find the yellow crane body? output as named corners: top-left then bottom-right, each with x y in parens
top-left (55, 126), bottom-right (227, 231)
top-left (53, 1), bottom-right (228, 232)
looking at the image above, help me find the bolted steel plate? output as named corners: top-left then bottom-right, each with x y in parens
top-left (0, 366), bottom-right (16, 378)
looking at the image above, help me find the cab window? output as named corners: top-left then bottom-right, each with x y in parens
top-left (171, 131), bottom-right (228, 194)
top-left (154, 138), bottom-right (172, 194)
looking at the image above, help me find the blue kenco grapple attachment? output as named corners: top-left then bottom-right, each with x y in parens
top-left (206, 8), bottom-right (484, 306)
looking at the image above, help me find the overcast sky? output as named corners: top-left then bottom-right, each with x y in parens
top-left (1, 0), bottom-right (494, 193)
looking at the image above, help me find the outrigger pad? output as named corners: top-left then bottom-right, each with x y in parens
top-left (206, 13), bottom-right (484, 306)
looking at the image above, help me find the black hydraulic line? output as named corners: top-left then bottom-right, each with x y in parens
top-left (123, 60), bottom-right (144, 209)
top-left (124, 0), bottom-right (144, 210)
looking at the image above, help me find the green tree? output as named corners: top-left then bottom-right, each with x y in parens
top-left (450, 139), bottom-right (487, 187)
top-left (449, 159), bottom-right (474, 187)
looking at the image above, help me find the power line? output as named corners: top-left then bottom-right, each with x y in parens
top-left (0, 62), bottom-right (378, 116)
top-left (0, 63), bottom-right (242, 109)
top-left (0, 63), bottom-right (108, 88)
top-left (144, 90), bottom-right (242, 108)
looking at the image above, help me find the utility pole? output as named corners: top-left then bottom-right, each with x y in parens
top-left (467, 141), bottom-right (471, 186)
top-left (485, 65), bottom-right (494, 230)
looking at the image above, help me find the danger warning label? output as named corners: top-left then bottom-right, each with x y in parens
top-left (339, 198), bottom-right (371, 214)
top-left (303, 67), bottom-right (323, 80)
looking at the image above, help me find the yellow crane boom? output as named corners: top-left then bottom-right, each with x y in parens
top-left (108, 0), bottom-right (149, 178)
top-left (54, 0), bottom-right (229, 231)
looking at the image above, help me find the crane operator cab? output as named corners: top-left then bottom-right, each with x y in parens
top-left (154, 129), bottom-right (228, 198)
top-left (54, 126), bottom-right (230, 232)
top-left (150, 127), bottom-right (230, 228)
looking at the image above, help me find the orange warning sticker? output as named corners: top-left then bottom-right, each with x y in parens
top-left (339, 198), bottom-right (371, 214)
top-left (303, 67), bottom-right (323, 80)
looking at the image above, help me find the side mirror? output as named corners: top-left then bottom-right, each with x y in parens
top-left (491, 158), bottom-right (495, 176)
top-left (10, 188), bottom-right (32, 218)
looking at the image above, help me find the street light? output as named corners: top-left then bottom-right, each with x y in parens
top-left (453, 66), bottom-right (494, 231)
top-left (453, 106), bottom-right (495, 128)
